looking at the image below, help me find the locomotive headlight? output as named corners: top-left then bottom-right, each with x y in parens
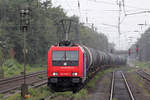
top-left (52, 72), bottom-right (58, 76)
top-left (72, 72), bottom-right (78, 76)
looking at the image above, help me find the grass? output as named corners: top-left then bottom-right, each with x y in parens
top-left (87, 67), bottom-right (114, 89)
top-left (135, 61), bottom-right (150, 73)
top-left (51, 89), bottom-right (88, 100)
top-left (135, 61), bottom-right (150, 68)
top-left (3, 67), bottom-right (115, 100)
top-left (4, 86), bottom-right (51, 100)
top-left (103, 77), bottom-right (110, 84)
top-left (130, 73), bottom-right (150, 96)
top-left (72, 89), bottom-right (87, 99)
top-left (3, 67), bottom-right (119, 100)
top-left (0, 94), bottom-right (4, 99)
top-left (2, 59), bottom-right (46, 78)
top-left (4, 93), bottom-right (20, 100)
top-left (3, 86), bottom-right (88, 100)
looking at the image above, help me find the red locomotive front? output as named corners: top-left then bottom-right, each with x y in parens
top-left (48, 45), bottom-right (84, 91)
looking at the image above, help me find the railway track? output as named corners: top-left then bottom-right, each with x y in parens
top-left (136, 70), bottom-right (150, 82)
top-left (40, 95), bottom-right (57, 100)
top-left (0, 71), bottom-right (47, 93)
top-left (41, 94), bottom-right (74, 100)
top-left (110, 71), bottom-right (135, 100)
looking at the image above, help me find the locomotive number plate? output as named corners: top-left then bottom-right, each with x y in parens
top-left (60, 73), bottom-right (70, 76)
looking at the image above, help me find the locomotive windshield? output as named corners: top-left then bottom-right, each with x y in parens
top-left (52, 51), bottom-right (79, 66)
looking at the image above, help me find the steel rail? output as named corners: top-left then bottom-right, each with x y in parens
top-left (136, 70), bottom-right (150, 82)
top-left (0, 78), bottom-right (47, 93)
top-left (0, 71), bottom-right (47, 93)
top-left (110, 71), bottom-right (135, 100)
top-left (1, 80), bottom-right (48, 100)
top-left (42, 94), bottom-right (57, 100)
top-left (143, 70), bottom-right (150, 76)
top-left (121, 72), bottom-right (135, 100)
top-left (109, 72), bottom-right (114, 100)
top-left (0, 71), bottom-right (46, 85)
top-left (31, 80), bottom-right (47, 88)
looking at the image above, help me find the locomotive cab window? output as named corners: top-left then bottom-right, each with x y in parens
top-left (52, 51), bottom-right (79, 66)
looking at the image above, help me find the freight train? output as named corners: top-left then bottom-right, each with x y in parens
top-left (47, 40), bottom-right (126, 92)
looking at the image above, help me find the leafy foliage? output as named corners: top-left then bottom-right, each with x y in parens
top-left (0, 0), bottom-right (110, 65)
top-left (132, 27), bottom-right (150, 61)
top-left (2, 59), bottom-right (45, 77)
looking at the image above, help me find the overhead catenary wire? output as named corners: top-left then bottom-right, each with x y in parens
top-left (77, 0), bottom-right (81, 18)
top-left (85, 0), bottom-right (89, 24)
top-left (53, 0), bottom-right (79, 16)
top-left (125, 10), bottom-right (150, 16)
top-left (52, 0), bottom-right (150, 50)
top-left (101, 23), bottom-right (118, 28)
top-left (87, 0), bottom-right (141, 49)
top-left (77, 0), bottom-right (85, 23)
top-left (120, 16), bottom-right (127, 24)
top-left (88, 0), bottom-right (150, 10)
top-left (65, 0), bottom-right (78, 16)
top-left (122, 0), bottom-right (126, 15)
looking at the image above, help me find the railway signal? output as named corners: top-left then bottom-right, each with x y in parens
top-left (20, 9), bottom-right (30, 32)
top-left (110, 49), bottom-right (113, 53)
top-left (128, 48), bottom-right (131, 56)
top-left (20, 8), bottom-right (31, 99)
top-left (136, 44), bottom-right (139, 55)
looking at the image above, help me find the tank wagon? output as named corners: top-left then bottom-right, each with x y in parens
top-left (48, 41), bottom-right (126, 92)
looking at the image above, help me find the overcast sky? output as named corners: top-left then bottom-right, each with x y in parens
top-left (51, 0), bottom-right (150, 50)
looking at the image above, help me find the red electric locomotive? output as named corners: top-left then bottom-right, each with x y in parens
top-left (48, 41), bottom-right (86, 92)
top-left (48, 40), bottom-right (126, 92)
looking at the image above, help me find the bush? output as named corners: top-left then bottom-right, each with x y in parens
top-left (0, 94), bottom-right (3, 99)
top-left (2, 58), bottom-right (46, 78)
